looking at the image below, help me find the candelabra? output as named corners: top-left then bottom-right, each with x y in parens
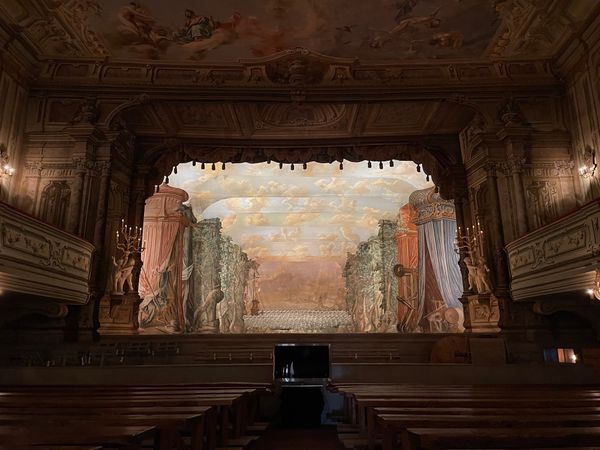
top-left (112, 219), bottom-right (145, 295)
top-left (455, 220), bottom-right (491, 294)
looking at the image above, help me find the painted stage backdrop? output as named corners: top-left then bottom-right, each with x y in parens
top-left (138, 161), bottom-right (464, 334)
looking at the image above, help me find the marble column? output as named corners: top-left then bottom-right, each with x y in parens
top-left (93, 161), bottom-right (112, 250)
top-left (508, 157), bottom-right (529, 237)
top-left (484, 162), bottom-right (509, 292)
top-left (67, 159), bottom-right (86, 235)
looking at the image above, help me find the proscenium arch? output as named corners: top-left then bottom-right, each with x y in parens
top-left (107, 96), bottom-right (478, 201)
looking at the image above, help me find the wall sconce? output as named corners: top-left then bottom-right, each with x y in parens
top-left (579, 146), bottom-right (597, 178)
top-left (0, 145), bottom-right (14, 179)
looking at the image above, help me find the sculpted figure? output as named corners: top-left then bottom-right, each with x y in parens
top-left (474, 258), bottom-right (492, 293)
top-left (112, 252), bottom-right (136, 294)
top-left (464, 255), bottom-right (491, 294)
top-left (193, 285), bottom-right (224, 331)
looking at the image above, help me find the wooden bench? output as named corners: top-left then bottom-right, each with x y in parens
top-left (329, 383), bottom-right (600, 450)
top-left (0, 383), bottom-right (270, 450)
top-left (402, 427), bottom-right (600, 450)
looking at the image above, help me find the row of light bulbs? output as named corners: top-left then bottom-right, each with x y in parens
top-left (164, 161), bottom-right (432, 183)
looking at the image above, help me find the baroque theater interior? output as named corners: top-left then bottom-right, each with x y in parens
top-left (2, 0), bottom-right (600, 448)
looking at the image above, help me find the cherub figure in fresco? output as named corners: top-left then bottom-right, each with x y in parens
top-left (369, 8), bottom-right (442, 48)
top-left (117, 2), bottom-right (169, 56)
top-left (428, 31), bottom-right (463, 49)
top-left (172, 9), bottom-right (285, 59)
top-left (174, 9), bottom-right (217, 43)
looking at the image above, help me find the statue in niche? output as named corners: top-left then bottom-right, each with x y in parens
top-left (193, 284), bottom-right (224, 332)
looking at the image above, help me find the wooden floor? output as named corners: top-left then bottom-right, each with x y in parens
top-left (252, 426), bottom-right (345, 450)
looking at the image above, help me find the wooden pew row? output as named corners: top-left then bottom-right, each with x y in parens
top-left (2, 383), bottom-right (271, 435)
top-left (0, 384), bottom-right (270, 450)
top-left (379, 415), bottom-right (600, 450)
top-left (329, 383), bottom-right (600, 450)
top-left (331, 384), bottom-right (600, 427)
top-left (0, 424), bottom-right (159, 449)
top-left (0, 387), bottom-right (260, 439)
top-left (402, 427), bottom-right (600, 450)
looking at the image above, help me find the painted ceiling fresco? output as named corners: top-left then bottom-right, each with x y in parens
top-left (91, 0), bottom-right (499, 60)
top-left (1, 0), bottom-right (595, 66)
top-left (169, 161), bottom-right (432, 310)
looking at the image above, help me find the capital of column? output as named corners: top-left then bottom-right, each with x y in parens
top-left (95, 160), bottom-right (112, 177)
top-left (554, 160), bottom-right (575, 177)
top-left (71, 157), bottom-right (88, 175)
top-left (484, 161), bottom-right (500, 177)
top-left (506, 157), bottom-right (526, 174)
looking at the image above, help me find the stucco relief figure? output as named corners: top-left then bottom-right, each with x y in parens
top-left (193, 285), bottom-right (225, 332)
top-left (112, 252), bottom-right (136, 295)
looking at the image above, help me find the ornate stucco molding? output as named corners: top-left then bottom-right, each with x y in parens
top-left (0, 200), bottom-right (94, 304)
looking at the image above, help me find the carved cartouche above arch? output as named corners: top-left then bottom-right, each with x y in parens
top-left (254, 103), bottom-right (347, 129)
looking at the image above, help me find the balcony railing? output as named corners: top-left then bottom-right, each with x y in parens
top-left (0, 201), bottom-right (94, 304)
top-left (506, 199), bottom-right (600, 301)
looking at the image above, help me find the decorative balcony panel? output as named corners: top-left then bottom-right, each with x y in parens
top-left (506, 199), bottom-right (600, 301)
top-left (0, 201), bottom-right (94, 304)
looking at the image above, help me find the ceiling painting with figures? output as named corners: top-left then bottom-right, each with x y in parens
top-left (5, 0), bottom-right (586, 63)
